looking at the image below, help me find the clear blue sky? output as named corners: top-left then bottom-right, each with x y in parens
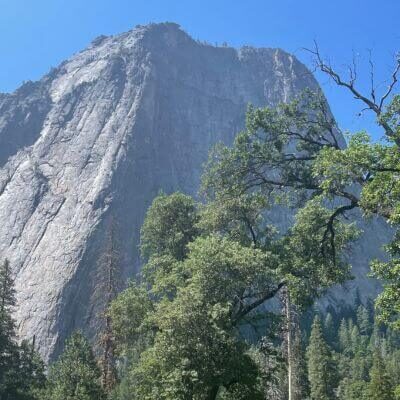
top-left (0, 0), bottom-right (399, 139)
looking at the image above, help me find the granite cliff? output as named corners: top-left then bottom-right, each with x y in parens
top-left (0, 23), bottom-right (391, 361)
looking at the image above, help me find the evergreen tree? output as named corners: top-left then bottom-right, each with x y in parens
top-left (339, 319), bottom-right (351, 356)
top-left (14, 339), bottom-right (46, 400)
top-left (357, 306), bottom-right (372, 336)
top-left (291, 325), bottom-right (309, 400)
top-left (337, 377), bottom-right (368, 400)
top-left (0, 259), bottom-right (18, 397)
top-left (0, 260), bottom-right (46, 399)
top-left (42, 332), bottom-right (105, 400)
top-left (306, 316), bottom-right (336, 400)
top-left (324, 312), bottom-right (335, 346)
top-left (368, 348), bottom-right (395, 400)
top-left (349, 325), bottom-right (362, 356)
top-left (96, 218), bottom-right (120, 393)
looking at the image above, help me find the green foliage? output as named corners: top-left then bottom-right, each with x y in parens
top-left (316, 304), bottom-right (400, 400)
top-left (140, 192), bottom-right (199, 261)
top-left (368, 349), bottom-right (395, 400)
top-left (310, 100), bottom-right (400, 329)
top-left (108, 282), bottom-right (154, 357)
top-left (281, 199), bottom-right (357, 306)
top-left (0, 259), bottom-right (17, 396)
top-left (110, 169), bottom-right (360, 398)
top-left (203, 87), bottom-right (400, 330)
top-left (110, 232), bottom-right (277, 398)
top-left (109, 88), bottom-right (382, 398)
top-left (41, 332), bottom-right (105, 400)
top-left (0, 260), bottom-right (45, 399)
top-left (306, 316), bottom-right (336, 400)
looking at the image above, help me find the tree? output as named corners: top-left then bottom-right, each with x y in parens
top-left (324, 312), bottom-right (336, 346)
top-left (306, 316), bottom-right (336, 400)
top-left (95, 218), bottom-right (121, 393)
top-left (291, 319), bottom-right (309, 400)
top-left (111, 234), bottom-right (274, 399)
top-left (0, 259), bottom-right (17, 397)
top-left (14, 339), bottom-right (46, 400)
top-left (110, 179), bottom-right (358, 398)
top-left (0, 260), bottom-right (45, 399)
top-left (357, 305), bottom-right (373, 336)
top-left (338, 377), bottom-right (368, 400)
top-left (368, 348), bottom-right (394, 400)
top-left (202, 47), bottom-right (400, 328)
top-left (140, 192), bottom-right (199, 262)
top-left (304, 48), bottom-right (400, 329)
top-left (42, 332), bottom-right (105, 400)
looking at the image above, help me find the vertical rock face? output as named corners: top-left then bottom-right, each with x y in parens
top-left (0, 23), bottom-right (390, 360)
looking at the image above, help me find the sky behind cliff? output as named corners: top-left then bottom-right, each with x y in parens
top-left (1, 0), bottom-right (398, 139)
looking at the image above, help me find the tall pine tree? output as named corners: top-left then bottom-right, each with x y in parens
top-left (0, 259), bottom-right (45, 399)
top-left (0, 259), bottom-right (18, 397)
top-left (368, 348), bottom-right (394, 400)
top-left (306, 316), bottom-right (336, 400)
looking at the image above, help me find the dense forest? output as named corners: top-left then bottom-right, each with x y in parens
top-left (0, 50), bottom-right (399, 399)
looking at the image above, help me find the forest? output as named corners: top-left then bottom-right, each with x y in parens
top-left (0, 49), bottom-right (399, 400)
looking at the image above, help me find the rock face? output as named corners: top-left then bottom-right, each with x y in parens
top-left (0, 23), bottom-right (391, 361)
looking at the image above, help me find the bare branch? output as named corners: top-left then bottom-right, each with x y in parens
top-left (305, 43), bottom-right (400, 144)
top-left (232, 282), bottom-right (286, 324)
top-left (368, 49), bottom-right (377, 104)
top-left (379, 53), bottom-right (400, 110)
top-left (305, 42), bottom-right (379, 114)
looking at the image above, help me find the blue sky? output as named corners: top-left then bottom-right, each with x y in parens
top-left (0, 0), bottom-right (398, 139)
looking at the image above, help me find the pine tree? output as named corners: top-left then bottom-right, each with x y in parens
top-left (357, 306), bottom-right (372, 336)
top-left (306, 316), bottom-right (336, 400)
top-left (0, 259), bottom-right (16, 351)
top-left (0, 259), bottom-right (18, 398)
top-left (42, 332), bottom-right (105, 400)
top-left (350, 325), bottom-right (362, 355)
top-left (339, 319), bottom-right (351, 356)
top-left (14, 338), bottom-right (46, 399)
top-left (291, 324), bottom-right (309, 400)
top-left (368, 348), bottom-right (394, 400)
top-left (96, 219), bottom-right (120, 393)
top-left (0, 260), bottom-right (45, 399)
top-left (324, 312), bottom-right (335, 346)
top-left (338, 377), bottom-right (368, 400)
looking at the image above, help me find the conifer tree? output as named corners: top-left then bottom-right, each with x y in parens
top-left (368, 348), bottom-right (395, 400)
top-left (291, 324), bottom-right (309, 400)
top-left (306, 316), bottom-right (336, 400)
top-left (324, 312), bottom-right (335, 346)
top-left (42, 332), bottom-right (105, 400)
top-left (0, 259), bottom-right (18, 397)
top-left (339, 319), bottom-right (352, 356)
top-left (357, 306), bottom-right (372, 336)
top-left (14, 338), bottom-right (46, 399)
top-left (96, 218), bottom-right (120, 393)
top-left (0, 260), bottom-right (46, 399)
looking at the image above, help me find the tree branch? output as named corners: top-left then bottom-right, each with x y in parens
top-left (232, 282), bottom-right (286, 325)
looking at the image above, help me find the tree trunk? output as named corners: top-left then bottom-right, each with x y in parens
top-left (206, 385), bottom-right (220, 400)
top-left (285, 289), bottom-right (293, 400)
